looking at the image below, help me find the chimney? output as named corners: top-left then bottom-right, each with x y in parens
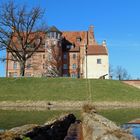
top-left (88, 25), bottom-right (95, 45)
top-left (102, 40), bottom-right (106, 47)
top-left (89, 25), bottom-right (94, 33)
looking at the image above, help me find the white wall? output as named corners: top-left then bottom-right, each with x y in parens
top-left (84, 55), bottom-right (109, 79)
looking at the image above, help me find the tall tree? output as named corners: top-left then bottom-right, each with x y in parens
top-left (0, 1), bottom-right (45, 76)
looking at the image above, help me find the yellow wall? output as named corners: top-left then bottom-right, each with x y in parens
top-left (84, 55), bottom-right (109, 79)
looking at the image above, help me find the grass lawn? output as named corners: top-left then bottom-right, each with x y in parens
top-left (1, 109), bottom-right (140, 129)
top-left (0, 78), bottom-right (140, 101)
top-left (0, 110), bottom-right (80, 129)
top-left (98, 109), bottom-right (140, 125)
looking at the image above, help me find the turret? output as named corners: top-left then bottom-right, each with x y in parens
top-left (44, 26), bottom-right (62, 76)
top-left (46, 26), bottom-right (62, 40)
top-left (102, 40), bottom-right (107, 47)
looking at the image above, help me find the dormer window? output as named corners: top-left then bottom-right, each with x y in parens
top-left (76, 37), bottom-right (81, 43)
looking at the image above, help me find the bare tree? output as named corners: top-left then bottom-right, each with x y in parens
top-left (43, 44), bottom-right (62, 77)
top-left (0, 0), bottom-right (45, 76)
top-left (109, 64), bottom-right (114, 79)
top-left (115, 66), bottom-right (130, 80)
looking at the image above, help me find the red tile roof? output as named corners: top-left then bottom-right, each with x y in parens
top-left (87, 45), bottom-right (108, 55)
top-left (10, 29), bottom-right (108, 55)
top-left (9, 32), bottom-right (45, 52)
top-left (62, 31), bottom-right (108, 55)
top-left (62, 31), bottom-right (86, 45)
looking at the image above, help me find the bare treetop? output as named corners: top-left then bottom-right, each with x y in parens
top-left (0, 0), bottom-right (46, 76)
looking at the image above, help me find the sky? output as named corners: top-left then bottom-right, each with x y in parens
top-left (0, 0), bottom-right (140, 78)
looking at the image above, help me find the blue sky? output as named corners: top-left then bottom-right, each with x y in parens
top-left (0, 0), bottom-right (140, 78)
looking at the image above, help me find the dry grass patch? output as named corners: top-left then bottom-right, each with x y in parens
top-left (82, 103), bottom-right (96, 113)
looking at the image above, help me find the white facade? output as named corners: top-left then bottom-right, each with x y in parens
top-left (84, 55), bottom-right (109, 79)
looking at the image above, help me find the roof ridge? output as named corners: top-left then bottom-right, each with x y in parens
top-left (62, 31), bottom-right (86, 33)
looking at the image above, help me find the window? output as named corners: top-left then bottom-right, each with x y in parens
top-left (58, 33), bottom-right (60, 39)
top-left (73, 54), bottom-right (76, 59)
top-left (76, 37), bottom-right (81, 43)
top-left (13, 62), bottom-right (17, 69)
top-left (43, 63), bottom-right (45, 69)
top-left (54, 32), bottom-right (56, 38)
top-left (49, 32), bottom-right (56, 38)
top-left (97, 59), bottom-right (102, 64)
top-left (49, 32), bottom-right (53, 38)
top-left (66, 45), bottom-right (72, 49)
top-left (43, 54), bottom-right (45, 59)
top-left (63, 64), bottom-right (68, 69)
top-left (72, 64), bottom-right (76, 69)
top-left (63, 52), bottom-right (67, 59)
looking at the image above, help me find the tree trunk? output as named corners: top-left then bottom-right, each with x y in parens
top-left (20, 61), bottom-right (26, 77)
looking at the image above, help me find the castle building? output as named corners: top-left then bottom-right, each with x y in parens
top-left (6, 25), bottom-right (109, 79)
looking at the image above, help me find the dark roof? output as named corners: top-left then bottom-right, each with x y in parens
top-left (47, 26), bottom-right (62, 34)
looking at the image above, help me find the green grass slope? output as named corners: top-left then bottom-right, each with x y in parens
top-left (0, 78), bottom-right (140, 101)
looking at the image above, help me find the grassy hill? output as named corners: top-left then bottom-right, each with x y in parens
top-left (0, 78), bottom-right (140, 102)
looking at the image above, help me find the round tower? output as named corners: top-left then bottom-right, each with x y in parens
top-left (44, 26), bottom-right (62, 77)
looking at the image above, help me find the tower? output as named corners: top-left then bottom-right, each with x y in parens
top-left (44, 26), bottom-right (62, 77)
